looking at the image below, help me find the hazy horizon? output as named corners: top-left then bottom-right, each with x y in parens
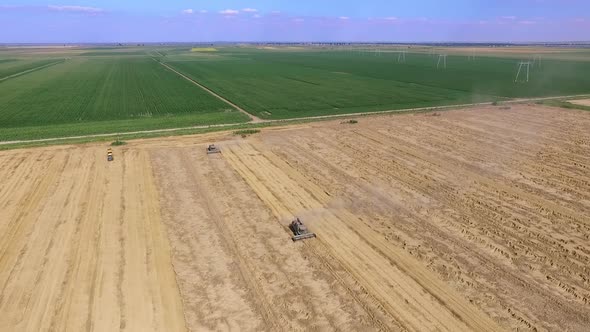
top-left (1, 1), bottom-right (589, 43)
top-left (2, 41), bottom-right (590, 46)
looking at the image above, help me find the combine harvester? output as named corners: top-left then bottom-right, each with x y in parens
top-left (289, 217), bottom-right (316, 241)
top-left (107, 148), bottom-right (114, 162)
top-left (207, 144), bottom-right (221, 154)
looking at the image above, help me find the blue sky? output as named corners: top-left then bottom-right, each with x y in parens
top-left (1, 1), bottom-right (589, 43)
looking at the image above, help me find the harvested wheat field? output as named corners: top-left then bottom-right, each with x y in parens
top-left (570, 99), bottom-right (590, 107)
top-left (1, 104), bottom-right (590, 331)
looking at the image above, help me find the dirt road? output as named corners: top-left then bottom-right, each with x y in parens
top-left (2, 94), bottom-right (589, 146)
top-left (570, 99), bottom-right (590, 107)
top-left (1, 104), bottom-right (589, 331)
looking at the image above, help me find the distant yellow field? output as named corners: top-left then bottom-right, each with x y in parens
top-left (191, 47), bottom-right (218, 52)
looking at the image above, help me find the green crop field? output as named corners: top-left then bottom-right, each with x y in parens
top-left (80, 51), bottom-right (150, 56)
top-left (0, 58), bottom-right (63, 79)
top-left (1, 45), bottom-right (589, 142)
top-left (0, 55), bottom-right (248, 141)
top-left (164, 48), bottom-right (590, 119)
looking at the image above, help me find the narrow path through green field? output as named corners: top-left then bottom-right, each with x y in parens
top-left (158, 61), bottom-right (264, 123)
top-left (0, 60), bottom-right (64, 82)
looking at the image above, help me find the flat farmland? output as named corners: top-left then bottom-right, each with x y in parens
top-left (167, 53), bottom-right (487, 119)
top-left (1, 46), bottom-right (590, 142)
top-left (0, 146), bottom-right (186, 331)
top-left (1, 104), bottom-right (589, 331)
top-left (0, 56), bottom-right (248, 141)
top-left (165, 48), bottom-right (590, 119)
top-left (0, 58), bottom-right (63, 79)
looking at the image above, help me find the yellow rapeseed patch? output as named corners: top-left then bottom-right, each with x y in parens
top-left (191, 47), bottom-right (218, 52)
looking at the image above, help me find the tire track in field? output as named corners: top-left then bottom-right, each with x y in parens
top-left (0, 153), bottom-right (20, 176)
top-left (23, 149), bottom-right (95, 331)
top-left (152, 147), bottom-right (385, 330)
top-left (327, 117), bottom-right (589, 326)
top-left (0, 147), bottom-right (187, 331)
top-left (222, 142), bottom-right (460, 330)
top-left (219, 144), bottom-right (398, 329)
top-left (203, 149), bottom-right (381, 330)
top-left (177, 151), bottom-right (282, 330)
top-left (358, 115), bottom-right (590, 213)
top-left (271, 133), bottom-right (541, 327)
top-left (119, 149), bottom-right (187, 332)
top-left (222, 141), bottom-right (503, 332)
top-left (0, 150), bottom-right (71, 329)
top-left (409, 115), bottom-right (590, 203)
top-left (381, 119), bottom-right (590, 212)
top-left (0, 152), bottom-right (39, 208)
top-left (293, 126), bottom-right (589, 330)
top-left (258, 144), bottom-right (508, 330)
top-left (0, 152), bottom-right (67, 291)
top-left (365, 128), bottom-right (590, 228)
top-left (151, 149), bottom-right (267, 331)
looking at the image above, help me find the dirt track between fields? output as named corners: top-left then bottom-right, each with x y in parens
top-left (0, 60), bottom-right (64, 82)
top-left (1, 104), bottom-right (589, 331)
top-left (2, 94), bottom-right (589, 146)
top-left (159, 61), bottom-right (264, 123)
top-left (570, 99), bottom-right (590, 107)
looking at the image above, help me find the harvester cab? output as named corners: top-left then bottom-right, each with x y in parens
top-left (107, 148), bottom-right (114, 162)
top-left (207, 144), bottom-right (221, 154)
top-left (289, 217), bottom-right (316, 241)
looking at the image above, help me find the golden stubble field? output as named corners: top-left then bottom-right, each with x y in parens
top-left (0, 104), bottom-right (589, 331)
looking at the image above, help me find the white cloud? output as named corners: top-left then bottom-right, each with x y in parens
top-left (219, 9), bottom-right (239, 15)
top-left (47, 5), bottom-right (103, 13)
top-left (242, 8), bottom-right (258, 13)
top-left (292, 18), bottom-right (305, 23)
top-left (339, 16), bottom-right (350, 20)
top-left (385, 17), bottom-right (398, 21)
top-left (181, 9), bottom-right (193, 15)
top-left (501, 16), bottom-right (517, 20)
top-left (199, 10), bottom-right (208, 14)
top-left (253, 14), bottom-right (261, 19)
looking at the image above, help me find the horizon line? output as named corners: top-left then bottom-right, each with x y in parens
top-left (2, 41), bottom-right (590, 46)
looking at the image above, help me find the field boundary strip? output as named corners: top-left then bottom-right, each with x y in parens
top-left (0, 93), bottom-right (589, 147)
top-left (157, 60), bottom-right (264, 123)
top-left (0, 59), bottom-right (65, 82)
